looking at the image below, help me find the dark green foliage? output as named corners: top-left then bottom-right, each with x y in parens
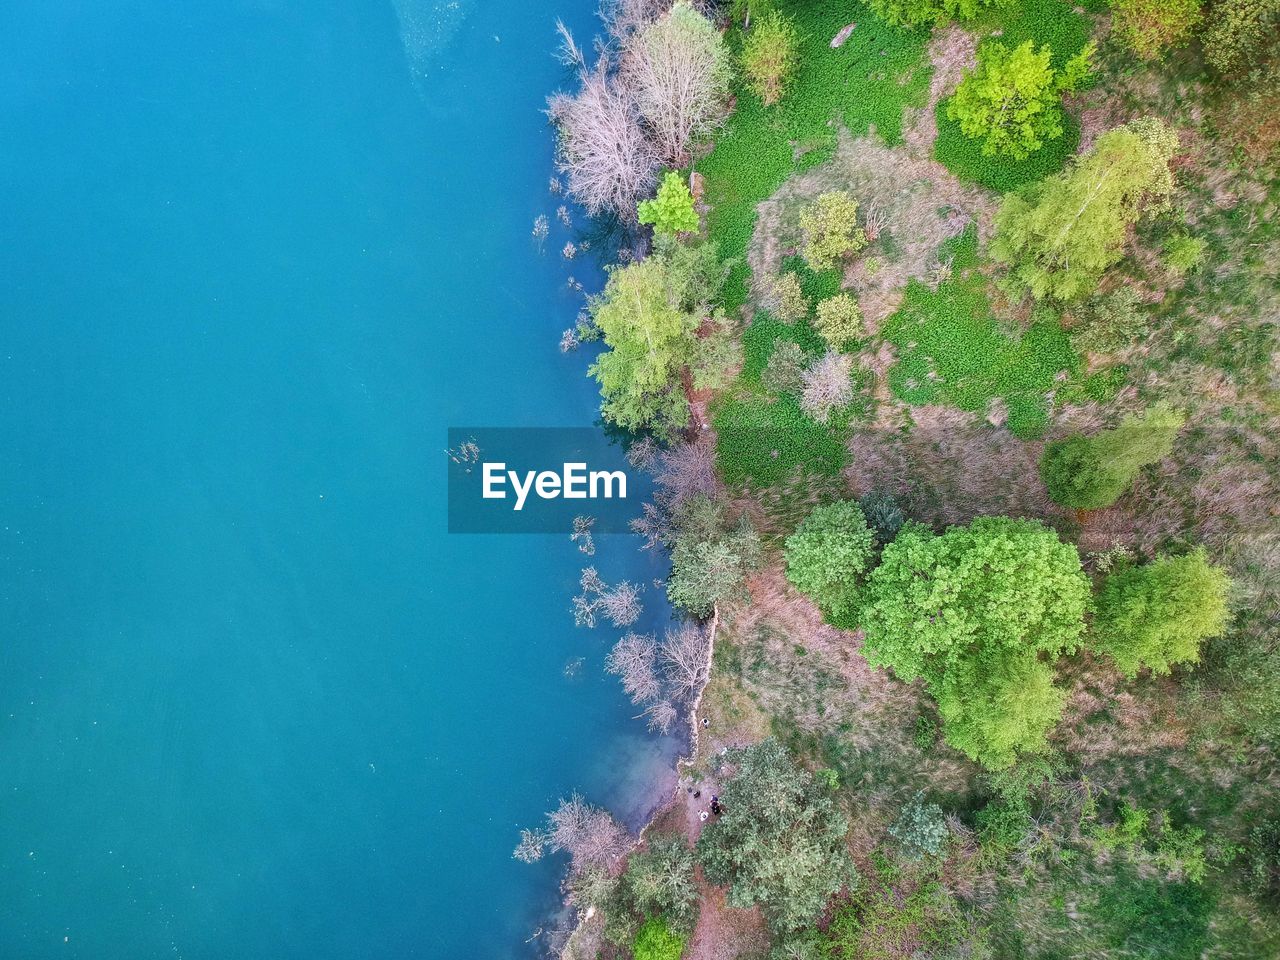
top-left (1093, 871), bottom-right (1214, 959)
top-left (1066, 287), bottom-right (1149, 355)
top-left (935, 106), bottom-right (1080, 191)
top-left (1248, 819), bottom-right (1280, 900)
top-left (784, 500), bottom-right (876, 626)
top-left (879, 229), bottom-right (1084, 439)
top-left (714, 392), bottom-right (848, 487)
top-left (621, 835), bottom-right (700, 937)
top-left (696, 739), bottom-right (856, 934)
top-left (859, 491), bottom-right (906, 547)
top-left (1041, 404), bottom-right (1185, 509)
top-left (889, 791), bottom-right (950, 859)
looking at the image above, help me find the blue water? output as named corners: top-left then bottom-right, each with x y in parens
top-left (0, 3), bottom-right (678, 957)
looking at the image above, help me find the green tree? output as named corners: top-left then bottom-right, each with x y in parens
top-left (770, 271), bottom-right (809, 323)
top-left (1041, 403), bottom-right (1185, 509)
top-left (948, 40), bottom-right (1092, 159)
top-left (633, 916), bottom-right (686, 960)
top-left (697, 739), bottom-right (856, 934)
top-left (799, 192), bottom-right (867, 273)
top-left (992, 118), bottom-right (1179, 300)
top-left (889, 791), bottom-right (950, 859)
top-left (588, 239), bottom-right (726, 436)
top-left (619, 834), bottom-right (700, 935)
top-left (784, 500), bottom-right (876, 626)
top-left (861, 517), bottom-right (1090, 769)
top-left (741, 10), bottom-right (799, 106)
top-left (1093, 550), bottom-right (1231, 677)
top-left (667, 494), bottom-right (763, 617)
top-left (638, 171), bottom-right (701, 235)
top-left (813, 293), bottom-right (863, 348)
top-left (1112, 0), bottom-right (1203, 60)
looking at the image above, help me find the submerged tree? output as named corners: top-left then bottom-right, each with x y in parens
top-left (1041, 403), bottom-right (1185, 510)
top-left (991, 117), bottom-right (1179, 300)
top-left (1093, 549), bottom-right (1232, 677)
top-left (861, 517), bottom-right (1090, 769)
top-left (514, 792), bottom-right (631, 875)
top-left (697, 739), bottom-right (856, 934)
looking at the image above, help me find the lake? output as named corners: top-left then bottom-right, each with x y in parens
top-left (0, 1), bottom-right (677, 957)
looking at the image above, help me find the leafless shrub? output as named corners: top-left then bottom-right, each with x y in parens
top-left (557, 204), bottom-right (573, 227)
top-left (627, 435), bottom-right (660, 471)
top-left (624, 1), bottom-right (731, 165)
top-left (548, 60), bottom-right (658, 219)
top-left (800, 351), bottom-right (854, 424)
top-left (602, 0), bottom-right (668, 44)
top-left (554, 18), bottom-right (588, 69)
top-left (532, 213), bottom-right (549, 249)
top-left (572, 515), bottom-right (596, 555)
top-left (549, 176), bottom-right (563, 194)
top-left (659, 621), bottom-right (711, 703)
top-left (863, 203), bottom-right (888, 242)
top-left (606, 632), bottom-right (662, 704)
top-left (562, 240), bottom-right (578, 259)
top-left (630, 500), bottom-right (669, 549)
top-left (514, 793), bottom-right (631, 874)
top-left (653, 436), bottom-right (719, 512)
top-left (573, 566), bottom-right (643, 627)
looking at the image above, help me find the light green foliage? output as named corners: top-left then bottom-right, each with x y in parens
top-left (813, 293), bottom-right (863, 349)
top-left (1203, 0), bottom-right (1280, 73)
top-left (784, 500), bottom-right (876, 626)
top-left (588, 239), bottom-right (726, 436)
top-left (770, 271), bottom-right (810, 323)
top-left (667, 494), bottom-right (763, 617)
top-left (948, 40), bottom-right (1091, 160)
top-left (696, 739), bottom-right (856, 934)
top-left (1093, 549), bottom-right (1231, 677)
top-left (799, 191), bottom-right (867, 272)
top-left (1154, 823), bottom-right (1208, 883)
top-left (1163, 231), bottom-right (1207, 275)
top-left (692, 314), bottom-right (743, 391)
top-left (633, 916), bottom-right (685, 960)
top-left (992, 118), bottom-right (1180, 300)
top-left (1092, 802), bottom-right (1150, 851)
top-left (861, 517), bottom-right (1090, 769)
top-left (1112, 0), bottom-right (1203, 60)
top-left (869, 0), bottom-right (1008, 26)
top-left (762, 339), bottom-right (809, 394)
top-left (889, 791), bottom-right (950, 859)
top-left (880, 229), bottom-right (1083, 439)
top-left (638, 172), bottom-right (701, 235)
top-left (1067, 287), bottom-right (1148, 355)
top-left (1041, 403), bottom-right (1185, 509)
top-left (741, 10), bottom-right (799, 106)
top-left (859, 491), bottom-right (905, 547)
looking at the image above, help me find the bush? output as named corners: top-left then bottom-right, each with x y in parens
top-left (1040, 403), bottom-right (1185, 509)
top-left (1112, 0), bottom-right (1203, 59)
top-left (813, 292), bottom-right (863, 348)
top-left (861, 517), bottom-right (1090, 768)
top-left (1066, 287), bottom-right (1148, 355)
top-left (1203, 0), bottom-right (1280, 74)
top-left (697, 739), bottom-right (856, 934)
top-left (633, 916), bottom-right (685, 960)
top-left (1163, 231), bottom-right (1207, 275)
top-left (639, 171), bottom-right (701, 235)
top-left (761, 339), bottom-right (809, 394)
top-left (859, 491), bottom-right (906, 547)
top-left (666, 494), bottom-right (763, 617)
top-left (799, 191), bottom-right (868, 272)
top-left (770, 271), bottom-right (809, 323)
top-left (740, 10), bottom-right (799, 106)
top-left (1093, 549), bottom-right (1232, 677)
top-left (889, 791), bottom-right (950, 859)
top-left (947, 40), bottom-right (1091, 160)
top-left (784, 500), bottom-right (876, 625)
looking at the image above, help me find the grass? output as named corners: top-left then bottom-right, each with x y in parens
top-left (699, 1), bottom-right (932, 313)
top-left (878, 228), bottom-right (1085, 438)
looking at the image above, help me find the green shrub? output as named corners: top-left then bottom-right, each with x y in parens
top-left (1093, 549), bottom-right (1232, 677)
top-left (869, 0), bottom-right (1007, 27)
top-left (947, 40), bottom-right (1091, 160)
top-left (667, 495), bottom-right (764, 617)
top-left (770, 271), bottom-right (809, 323)
top-left (859, 490), bottom-right (906, 546)
top-left (1040, 403), bottom-right (1185, 509)
top-left (1203, 0), bottom-right (1280, 74)
top-left (638, 171), bottom-right (701, 235)
top-left (888, 791), bottom-right (950, 859)
top-left (784, 500), bottom-right (876, 625)
top-left (813, 292), bottom-right (864, 348)
top-left (1112, 0), bottom-right (1203, 59)
top-left (633, 916), bottom-right (686, 960)
top-left (1066, 287), bottom-right (1148, 355)
top-left (761, 339), bottom-right (809, 394)
top-left (1163, 231), bottom-right (1207, 276)
top-left (799, 191), bottom-right (868, 272)
top-left (740, 10), bottom-right (799, 106)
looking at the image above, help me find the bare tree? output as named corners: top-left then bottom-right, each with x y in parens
top-left (548, 59), bottom-right (658, 219)
top-left (514, 793), bottom-right (631, 874)
top-left (630, 500), bottom-right (670, 549)
top-left (573, 566), bottom-right (644, 627)
top-left (644, 698), bottom-right (678, 734)
top-left (653, 435), bottom-right (719, 512)
top-left (606, 632), bottom-right (662, 704)
top-left (625, 1), bottom-right (732, 165)
top-left (800, 351), bottom-right (854, 424)
top-left (659, 621), bottom-right (711, 703)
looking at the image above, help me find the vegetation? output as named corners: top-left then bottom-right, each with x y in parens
top-left (1112, 0), bottom-right (1202, 60)
top-left (739, 10), bottom-right (799, 106)
top-left (784, 500), bottom-right (876, 626)
top-left (798, 191), bottom-right (868, 273)
top-left (638, 171), bottom-right (700, 235)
